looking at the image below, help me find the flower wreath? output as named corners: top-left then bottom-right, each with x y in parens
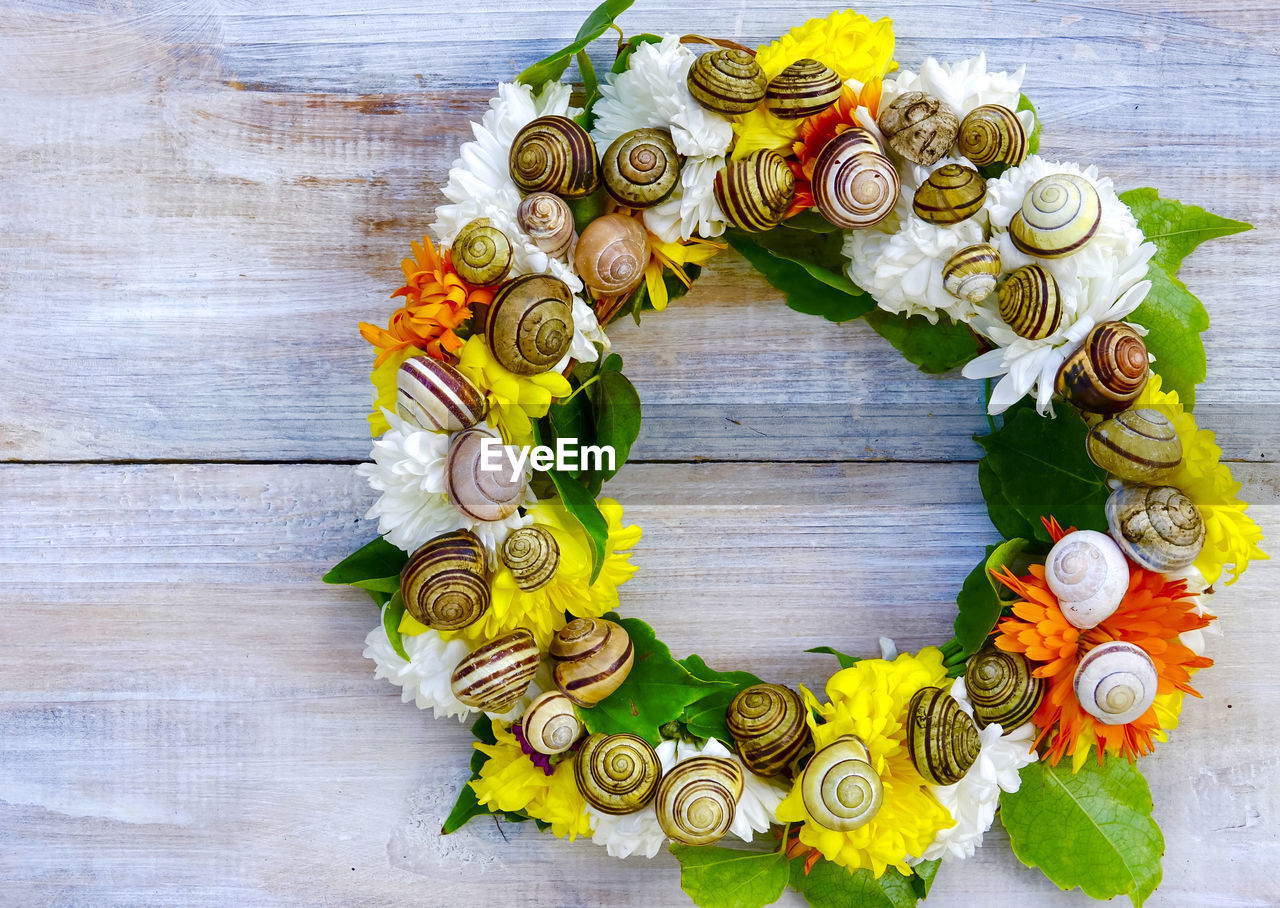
top-left (324, 6), bottom-right (1266, 906)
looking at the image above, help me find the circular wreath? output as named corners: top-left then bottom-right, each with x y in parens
top-left (323, 6), bottom-right (1266, 905)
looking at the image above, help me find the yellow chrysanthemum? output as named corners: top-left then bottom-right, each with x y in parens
top-left (469, 722), bottom-right (592, 840)
top-left (732, 11), bottom-right (896, 160)
top-left (367, 345), bottom-right (425, 437)
top-left (1132, 372), bottom-right (1267, 585)
top-left (776, 649), bottom-right (954, 877)
top-left (454, 335), bottom-right (572, 447)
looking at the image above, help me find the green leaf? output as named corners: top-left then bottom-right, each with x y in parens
top-left (1118, 187), bottom-right (1251, 276)
top-left (381, 592), bottom-right (409, 662)
top-left (533, 421), bottom-right (609, 583)
top-left (323, 536), bottom-right (406, 585)
top-left (351, 575), bottom-right (401, 594)
top-left (516, 0), bottom-right (636, 90)
top-left (1019, 93), bottom-right (1042, 156)
top-left (953, 538), bottom-right (1033, 660)
top-left (1126, 263), bottom-right (1209, 409)
top-left (590, 369), bottom-right (642, 482)
top-left (727, 231), bottom-right (875, 323)
top-left (735, 227), bottom-right (864, 296)
top-left (671, 845), bottom-right (790, 908)
top-left (977, 457), bottom-right (1037, 539)
top-left (863, 310), bottom-right (979, 374)
top-left (611, 33), bottom-right (662, 75)
top-left (788, 857), bottom-right (921, 908)
top-left (780, 209), bottom-right (841, 233)
top-left (909, 860), bottom-right (940, 899)
top-left (1001, 759), bottom-right (1164, 906)
top-left (678, 654), bottom-right (763, 743)
top-left (805, 646), bottom-right (860, 669)
top-left (567, 187), bottom-right (610, 234)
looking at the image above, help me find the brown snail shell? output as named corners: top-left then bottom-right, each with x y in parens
top-left (764, 58), bottom-right (842, 120)
top-left (997, 263), bottom-right (1063, 340)
top-left (550, 617), bottom-right (634, 707)
top-left (1105, 483), bottom-right (1206, 573)
top-left (1073, 641), bottom-right (1158, 725)
top-left (395, 355), bottom-right (489, 433)
top-left (1086, 409), bottom-right (1183, 484)
top-left (400, 529), bottom-right (490, 631)
top-left (451, 218), bottom-right (513, 287)
top-left (906, 686), bottom-right (981, 786)
top-left (811, 130), bottom-right (898, 230)
top-left (877, 91), bottom-right (959, 166)
top-left (655, 757), bottom-right (744, 846)
top-left (484, 273), bottom-right (574, 376)
top-left (957, 104), bottom-right (1027, 168)
top-left (1009, 173), bottom-right (1101, 259)
top-left (1055, 322), bottom-right (1149, 415)
top-left (714, 149), bottom-right (796, 232)
top-left (575, 213), bottom-right (649, 297)
top-left (912, 163), bottom-right (987, 225)
top-left (444, 426), bottom-right (527, 522)
top-left (509, 115), bottom-right (600, 199)
top-left (522, 690), bottom-right (583, 755)
top-left (500, 525), bottom-right (559, 592)
top-left (517, 192), bottom-right (576, 260)
top-left (964, 645), bottom-right (1045, 731)
top-left (942, 243), bottom-right (1001, 304)
top-left (725, 683), bottom-right (811, 777)
top-left (686, 49), bottom-right (767, 115)
top-left (800, 735), bottom-right (882, 831)
top-left (450, 629), bottom-right (539, 713)
top-left (602, 128), bottom-right (680, 208)
top-left (575, 732), bottom-right (661, 814)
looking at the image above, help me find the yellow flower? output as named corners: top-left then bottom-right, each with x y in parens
top-left (775, 649), bottom-right (954, 877)
top-left (469, 722), bottom-right (592, 840)
top-left (367, 345), bottom-right (425, 437)
top-left (644, 235), bottom-right (726, 311)
top-left (454, 335), bottom-right (572, 447)
top-left (1132, 372), bottom-right (1267, 585)
top-left (1065, 690), bottom-right (1185, 773)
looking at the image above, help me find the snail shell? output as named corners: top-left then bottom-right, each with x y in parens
top-left (655, 757), bottom-right (744, 846)
top-left (912, 163), bottom-right (987, 225)
top-left (1009, 173), bottom-right (1101, 259)
top-left (451, 218), bottom-right (513, 287)
top-left (811, 130), bottom-right (898, 230)
top-left (575, 732), bottom-right (661, 814)
top-left (725, 683), bottom-right (812, 777)
top-left (714, 149), bottom-right (796, 232)
top-left (602, 128), bottom-right (680, 208)
top-left (1086, 409), bottom-right (1183, 485)
top-left (800, 735), bottom-right (882, 831)
top-left (876, 91), bottom-right (960, 166)
top-left (1073, 641), bottom-right (1158, 726)
top-left (686, 48), bottom-right (767, 115)
top-left (964, 646), bottom-right (1045, 731)
top-left (997, 263), bottom-right (1063, 340)
top-left (509, 115), bottom-right (599, 199)
top-left (906, 686), bottom-right (981, 786)
top-left (550, 617), bottom-right (635, 707)
top-left (1044, 529), bottom-right (1130, 630)
top-left (484, 273), bottom-right (574, 376)
top-left (957, 104), bottom-right (1027, 168)
top-left (522, 690), bottom-right (583, 755)
top-left (764, 58), bottom-right (842, 120)
top-left (450, 629), bottom-right (539, 713)
top-left (500, 526), bottom-right (560, 592)
top-left (1055, 322), bottom-right (1149, 415)
top-left (444, 426), bottom-right (527, 522)
top-left (942, 243), bottom-right (1000, 304)
top-left (395, 355), bottom-right (489, 433)
top-left (1106, 483), bottom-right (1206, 573)
top-left (400, 529), bottom-right (490, 631)
top-left (517, 192), bottom-right (576, 260)
top-left (575, 213), bottom-right (649, 296)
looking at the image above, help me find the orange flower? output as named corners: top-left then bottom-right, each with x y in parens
top-left (791, 80), bottom-right (883, 183)
top-left (993, 518), bottom-right (1213, 767)
top-left (359, 236), bottom-right (492, 366)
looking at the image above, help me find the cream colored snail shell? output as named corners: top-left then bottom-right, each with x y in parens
top-left (714, 149), bottom-right (796, 232)
top-left (522, 690), bottom-right (583, 755)
top-left (942, 243), bottom-right (1000, 304)
top-left (998, 264), bottom-right (1063, 340)
top-left (1044, 529), bottom-right (1130, 630)
top-left (655, 756), bottom-right (744, 846)
top-left (450, 629), bottom-right (539, 713)
top-left (444, 426), bottom-right (527, 523)
top-left (906, 686), bottom-right (981, 786)
top-left (1009, 173), bottom-right (1102, 259)
top-left (686, 48), bottom-right (767, 115)
top-left (764, 58), bottom-right (842, 120)
top-left (964, 646), bottom-right (1044, 731)
top-left (912, 163), bottom-right (987, 225)
top-left (550, 617), bottom-right (635, 707)
top-left (509, 115), bottom-right (599, 199)
top-left (877, 91), bottom-right (959, 166)
top-left (1073, 641), bottom-right (1158, 725)
top-left (725, 683), bottom-right (812, 777)
top-left (451, 218), bottom-right (513, 287)
top-left (575, 732), bottom-right (661, 814)
top-left (484, 273), bottom-right (575, 376)
top-left (800, 735), bottom-right (882, 831)
top-left (1106, 483), bottom-right (1206, 573)
top-left (602, 128), bottom-right (681, 208)
top-left (575, 213), bottom-right (649, 297)
top-left (500, 525), bottom-right (559, 592)
top-left (1055, 322), bottom-right (1149, 415)
top-left (1086, 409), bottom-right (1183, 484)
top-left (957, 104), bottom-right (1027, 168)
top-left (517, 192), bottom-right (576, 260)
top-left (811, 130), bottom-right (898, 230)
top-left (395, 355), bottom-right (489, 433)
top-left (400, 529), bottom-right (490, 631)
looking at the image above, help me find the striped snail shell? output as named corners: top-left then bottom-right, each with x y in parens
top-left (1009, 173), bottom-right (1101, 258)
top-left (395, 355), bottom-right (489, 433)
top-left (764, 58), bottom-right (842, 120)
top-left (444, 426), bottom-right (527, 522)
top-left (485, 273), bottom-right (574, 376)
top-left (1073, 641), bottom-right (1158, 726)
top-left (550, 617), bottom-right (635, 707)
top-left (906, 686), bottom-right (981, 786)
top-left (714, 149), bottom-right (796, 232)
top-left (812, 130), bottom-right (898, 230)
top-left (1086, 409), bottom-right (1183, 484)
top-left (942, 243), bottom-right (1000, 304)
top-left (500, 525), bottom-right (559, 591)
top-left (517, 192), bottom-right (576, 260)
top-left (912, 163), bottom-right (987, 225)
top-left (725, 683), bottom-right (811, 777)
top-left (1105, 483), bottom-right (1206, 573)
top-left (602, 128), bottom-right (680, 208)
top-left (964, 646), bottom-right (1045, 731)
top-left (522, 690), bottom-right (583, 755)
top-left (449, 629), bottom-right (539, 713)
top-left (800, 735), bottom-right (882, 831)
top-left (575, 732), bottom-right (661, 814)
top-left (957, 104), bottom-right (1027, 168)
top-left (686, 48), bottom-right (767, 115)
top-left (509, 115), bottom-right (600, 199)
top-left (997, 263), bottom-right (1063, 340)
top-left (877, 91), bottom-right (959, 166)
top-left (400, 530), bottom-right (490, 631)
top-left (655, 757), bottom-right (744, 846)
top-left (575, 213), bottom-right (649, 297)
top-left (1044, 529), bottom-right (1130, 630)
top-left (1055, 322), bottom-right (1149, 415)
top-left (451, 218), bottom-right (513, 287)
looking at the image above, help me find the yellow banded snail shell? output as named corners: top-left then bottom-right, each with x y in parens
top-left (575, 732), bottom-right (661, 814)
top-left (957, 104), bottom-right (1027, 168)
top-left (444, 426), bottom-right (527, 522)
top-left (764, 58), bottom-right (842, 120)
top-left (395, 355), bottom-right (489, 433)
top-left (912, 163), bottom-right (987, 225)
top-left (509, 115), bottom-right (600, 199)
top-left (812, 130), bottom-right (898, 230)
top-left (550, 617), bottom-right (634, 707)
top-left (516, 192), bottom-right (576, 260)
top-left (1086, 409), bottom-right (1183, 484)
top-left (877, 91), bottom-right (960, 166)
top-left (942, 243), bottom-right (1000, 304)
top-left (451, 218), bottom-right (513, 287)
top-left (450, 629), bottom-right (539, 713)
top-left (725, 683), bottom-right (812, 777)
top-left (906, 686), bottom-right (981, 786)
top-left (655, 757), bottom-right (744, 846)
top-left (714, 149), bottom-right (796, 232)
top-left (485, 273), bottom-right (574, 376)
top-left (400, 529), bottom-right (490, 631)
top-left (575, 213), bottom-right (650, 297)
top-left (964, 646), bottom-right (1044, 731)
top-left (997, 263), bottom-right (1063, 340)
top-left (500, 525), bottom-right (559, 592)
top-left (1009, 173), bottom-right (1101, 258)
top-left (1044, 529), bottom-right (1130, 630)
top-left (1105, 483), bottom-right (1206, 573)
top-left (1073, 641), bottom-right (1158, 726)
top-left (686, 48), bottom-right (767, 116)
top-left (800, 735), bottom-right (882, 831)
top-left (602, 128), bottom-right (680, 208)
top-left (522, 690), bottom-right (583, 755)
top-left (1055, 322), bottom-right (1149, 415)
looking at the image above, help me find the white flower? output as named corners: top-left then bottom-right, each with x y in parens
top-left (363, 620), bottom-right (472, 721)
top-left (643, 156), bottom-right (728, 244)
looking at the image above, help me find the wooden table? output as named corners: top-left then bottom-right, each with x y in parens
top-left (2, 1), bottom-right (1277, 904)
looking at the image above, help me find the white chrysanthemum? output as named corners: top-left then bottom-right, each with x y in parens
top-left (963, 156), bottom-right (1157, 415)
top-left (363, 621), bottom-right (471, 721)
top-left (643, 156), bottom-right (727, 244)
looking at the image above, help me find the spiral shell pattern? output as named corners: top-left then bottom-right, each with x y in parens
top-left (942, 243), bottom-right (1000, 304)
top-left (451, 218), bottom-right (513, 287)
top-left (509, 115), bottom-right (600, 199)
top-left (450, 629), bottom-right (539, 713)
top-left (800, 735), bottom-right (882, 831)
top-left (602, 128), bottom-right (680, 208)
top-left (765, 58), bottom-right (842, 120)
top-left (1009, 173), bottom-right (1102, 258)
top-left (575, 732), bottom-right (661, 814)
top-left (550, 617), bottom-right (635, 707)
top-left (957, 104), bottom-right (1027, 168)
top-left (1044, 529), bottom-right (1130, 630)
top-left (1086, 409), bottom-right (1183, 484)
top-left (713, 150), bottom-right (796, 232)
top-left (400, 530), bottom-right (489, 631)
top-left (1105, 483), bottom-right (1206, 573)
top-left (655, 757), bottom-right (744, 846)
top-left (906, 686), bottom-right (981, 786)
top-left (517, 192), bottom-right (576, 260)
top-left (686, 49), bottom-right (767, 115)
top-left (1055, 322), bottom-right (1149, 414)
top-left (485, 274), bottom-right (574, 376)
top-left (912, 163), bottom-right (987, 225)
top-left (1073, 641), bottom-right (1159, 726)
top-left (521, 690), bottom-right (582, 755)
top-left (575, 213), bottom-right (649, 296)
top-left (812, 130), bottom-right (898, 230)
top-left (444, 426), bottom-right (527, 523)
top-left (877, 91), bottom-right (959, 166)
top-left (500, 525), bottom-right (560, 592)
top-left (395, 355), bottom-right (489, 433)
top-left (997, 263), bottom-right (1062, 340)
top-left (725, 683), bottom-right (811, 777)
top-left (965, 645), bottom-right (1045, 731)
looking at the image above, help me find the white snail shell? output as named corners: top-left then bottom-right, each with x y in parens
top-left (800, 735), bottom-right (882, 831)
top-left (444, 426), bottom-right (527, 522)
top-left (654, 756), bottom-right (744, 846)
top-left (1073, 641), bottom-right (1159, 725)
top-left (1044, 529), bottom-right (1130, 630)
top-left (522, 690), bottom-right (582, 755)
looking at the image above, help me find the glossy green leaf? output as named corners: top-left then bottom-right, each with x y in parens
top-left (442, 716), bottom-right (529, 833)
top-left (567, 187), bottom-right (610, 234)
top-left (1119, 187), bottom-right (1251, 276)
top-left (590, 369), bottom-right (642, 482)
top-left (788, 857), bottom-right (921, 908)
top-left (909, 860), bottom-right (940, 898)
top-left (726, 231), bottom-right (875, 323)
top-left (516, 0), bottom-right (636, 90)
top-left (678, 654), bottom-right (763, 743)
top-left (1126, 263), bottom-right (1209, 409)
top-left (671, 845), bottom-right (790, 908)
top-left (533, 421), bottom-right (609, 583)
top-left (953, 537), bottom-right (1033, 660)
top-left (805, 646), bottom-right (860, 669)
top-left (863, 310), bottom-right (979, 374)
top-left (324, 536), bottom-right (406, 585)
top-left (977, 457), bottom-right (1037, 539)
top-left (733, 227), bottom-right (865, 297)
top-left (1019, 93), bottom-right (1042, 156)
top-left (352, 575), bottom-right (401, 594)
top-left (381, 592), bottom-right (409, 662)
